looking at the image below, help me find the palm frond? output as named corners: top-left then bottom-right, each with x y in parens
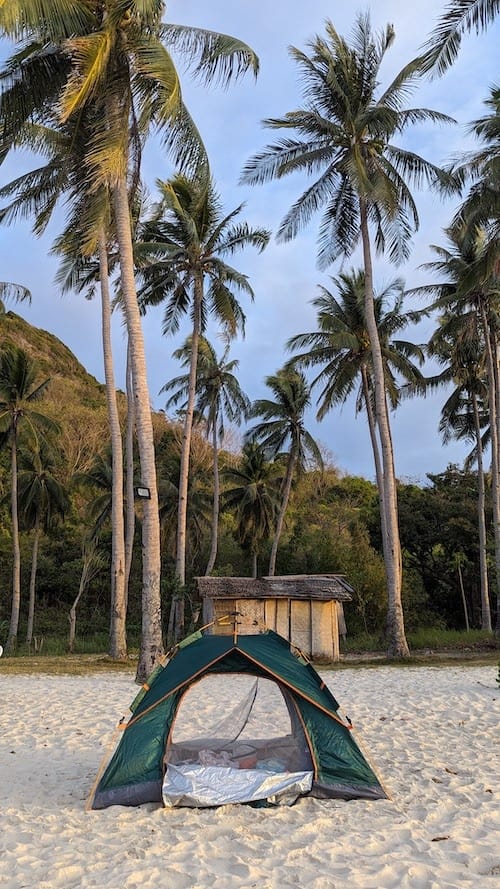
top-left (160, 24), bottom-right (259, 85)
top-left (419, 0), bottom-right (499, 76)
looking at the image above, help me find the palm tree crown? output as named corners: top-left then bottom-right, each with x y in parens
top-left (138, 173), bottom-right (270, 336)
top-left (241, 13), bottom-right (454, 270)
top-left (287, 270), bottom-right (424, 421)
top-left (223, 442), bottom-right (279, 578)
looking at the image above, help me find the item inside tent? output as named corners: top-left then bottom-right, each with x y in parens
top-left (162, 678), bottom-right (314, 807)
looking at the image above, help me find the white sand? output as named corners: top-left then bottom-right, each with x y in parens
top-left (0, 664), bottom-right (498, 889)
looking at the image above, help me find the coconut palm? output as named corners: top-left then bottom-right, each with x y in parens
top-left (451, 86), bottom-right (500, 259)
top-left (223, 442), bottom-right (279, 578)
top-left (245, 368), bottom-right (323, 576)
top-left (427, 312), bottom-right (492, 631)
top-left (0, 0), bottom-right (259, 679)
top-left (420, 0), bottom-right (499, 76)
top-left (162, 335), bottom-right (250, 576)
top-left (445, 86), bottom-right (500, 631)
top-left (414, 224), bottom-right (499, 632)
top-left (0, 113), bottom-right (136, 663)
top-left (138, 172), bottom-right (269, 590)
top-left (56, 216), bottom-right (130, 659)
top-left (287, 271), bottom-right (424, 551)
top-left (18, 439), bottom-right (68, 645)
top-left (0, 127), bottom-right (130, 660)
top-left (241, 14), bottom-right (454, 655)
top-left (0, 346), bottom-right (59, 653)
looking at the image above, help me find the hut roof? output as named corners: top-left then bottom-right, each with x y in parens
top-left (196, 574), bottom-right (353, 602)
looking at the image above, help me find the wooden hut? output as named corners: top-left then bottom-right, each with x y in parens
top-left (196, 574), bottom-right (353, 662)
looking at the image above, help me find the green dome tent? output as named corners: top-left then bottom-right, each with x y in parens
top-left (90, 630), bottom-right (388, 809)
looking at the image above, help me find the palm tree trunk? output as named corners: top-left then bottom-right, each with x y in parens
top-left (112, 175), bottom-right (163, 681)
top-left (205, 422), bottom-right (220, 575)
top-left (361, 362), bottom-right (388, 546)
top-left (456, 558), bottom-right (470, 631)
top-left (471, 393), bottom-right (492, 631)
top-left (124, 340), bottom-right (136, 595)
top-left (359, 197), bottom-right (409, 657)
top-left (480, 303), bottom-right (499, 633)
top-left (5, 433), bottom-right (20, 653)
top-left (175, 271), bottom-right (203, 611)
top-left (98, 229), bottom-right (127, 659)
top-left (268, 452), bottom-right (296, 577)
top-left (492, 330), bottom-right (500, 634)
top-left (26, 520), bottom-right (41, 646)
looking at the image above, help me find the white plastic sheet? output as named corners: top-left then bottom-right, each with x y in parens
top-left (162, 763), bottom-right (313, 808)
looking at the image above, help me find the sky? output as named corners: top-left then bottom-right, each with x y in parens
top-left (0, 1), bottom-right (498, 484)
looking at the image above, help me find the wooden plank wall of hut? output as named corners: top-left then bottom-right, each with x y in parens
top-left (206, 596), bottom-right (339, 661)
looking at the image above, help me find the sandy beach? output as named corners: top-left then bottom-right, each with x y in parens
top-left (0, 663), bottom-right (498, 889)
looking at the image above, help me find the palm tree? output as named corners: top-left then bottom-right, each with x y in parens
top-left (287, 271), bottom-right (424, 554)
top-left (162, 335), bottom-right (250, 576)
top-left (0, 346), bottom-right (59, 653)
top-left (241, 14), bottom-right (454, 655)
top-left (450, 86), bottom-right (500, 631)
top-left (414, 224), bottom-right (498, 632)
top-left (0, 115), bottom-right (137, 664)
top-left (223, 442), bottom-right (279, 578)
top-left (420, 0), bottom-right (499, 75)
top-left (2, 137), bottom-right (131, 659)
top-left (1, 1), bottom-right (260, 679)
top-left (18, 439), bottom-right (68, 645)
top-left (427, 312), bottom-right (492, 631)
top-left (138, 172), bottom-right (269, 590)
top-left (451, 86), bottom-right (500, 257)
top-left (246, 368), bottom-right (323, 576)
top-left (55, 218), bottom-right (129, 660)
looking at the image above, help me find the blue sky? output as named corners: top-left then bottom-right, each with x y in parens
top-left (1, 1), bottom-right (498, 483)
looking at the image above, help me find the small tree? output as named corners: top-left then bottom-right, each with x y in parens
top-left (223, 443), bottom-right (279, 578)
top-left (246, 368), bottom-right (323, 576)
top-left (18, 440), bottom-right (68, 645)
top-left (0, 347), bottom-right (59, 653)
top-left (68, 538), bottom-right (106, 654)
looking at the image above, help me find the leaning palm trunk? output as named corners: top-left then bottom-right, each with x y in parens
top-left (268, 452), bottom-right (296, 577)
top-left (112, 176), bottom-right (163, 681)
top-left (98, 230), bottom-right (127, 659)
top-left (360, 199), bottom-right (409, 657)
top-left (205, 422), bottom-right (220, 576)
top-left (25, 519), bottom-right (41, 646)
top-left (5, 435), bottom-right (20, 653)
top-left (471, 392), bottom-right (491, 631)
